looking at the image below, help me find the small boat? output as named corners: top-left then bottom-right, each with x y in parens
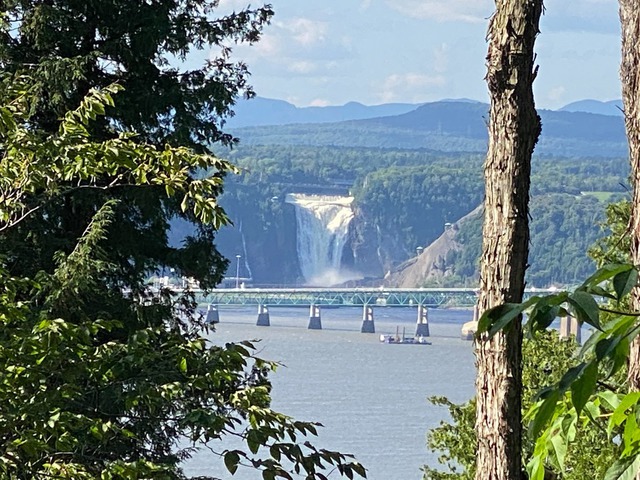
top-left (379, 326), bottom-right (431, 345)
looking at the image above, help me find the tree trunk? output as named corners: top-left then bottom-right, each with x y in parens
top-left (620, 1), bottom-right (640, 394)
top-left (474, 1), bottom-right (543, 480)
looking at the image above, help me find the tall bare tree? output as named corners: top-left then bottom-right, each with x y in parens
top-left (475, 1), bottom-right (543, 479)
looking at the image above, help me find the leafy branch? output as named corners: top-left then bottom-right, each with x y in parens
top-left (476, 262), bottom-right (640, 480)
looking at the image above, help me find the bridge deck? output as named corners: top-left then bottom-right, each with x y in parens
top-left (194, 287), bottom-right (557, 308)
top-left (196, 287), bottom-right (480, 307)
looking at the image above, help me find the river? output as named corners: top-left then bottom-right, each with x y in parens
top-left (183, 306), bottom-right (476, 480)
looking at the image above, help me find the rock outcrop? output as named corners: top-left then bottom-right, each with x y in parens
top-left (385, 206), bottom-right (482, 287)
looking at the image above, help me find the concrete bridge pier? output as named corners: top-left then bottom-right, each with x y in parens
top-left (560, 315), bottom-right (581, 344)
top-left (205, 304), bottom-right (219, 324)
top-left (461, 303), bottom-right (479, 341)
top-left (308, 304), bottom-right (322, 330)
top-left (257, 304), bottom-right (270, 327)
top-left (415, 304), bottom-right (430, 337)
top-left (361, 305), bottom-right (375, 333)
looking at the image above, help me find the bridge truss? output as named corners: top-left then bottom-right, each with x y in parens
top-left (196, 288), bottom-right (480, 307)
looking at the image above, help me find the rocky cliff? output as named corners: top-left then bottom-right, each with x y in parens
top-left (385, 206), bottom-right (482, 287)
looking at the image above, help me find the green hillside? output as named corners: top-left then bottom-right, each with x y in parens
top-left (229, 101), bottom-right (628, 158)
top-left (212, 143), bottom-right (629, 287)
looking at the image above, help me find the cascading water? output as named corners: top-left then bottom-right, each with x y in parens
top-left (285, 193), bottom-right (358, 286)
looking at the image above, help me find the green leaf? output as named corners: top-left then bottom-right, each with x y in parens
top-left (604, 454), bottom-right (640, 480)
top-left (526, 454), bottom-right (545, 480)
top-left (599, 390), bottom-right (622, 411)
top-left (587, 284), bottom-right (617, 300)
top-left (530, 390), bottom-right (561, 438)
top-left (262, 469), bottom-right (276, 480)
top-left (580, 263), bottom-right (634, 291)
top-left (595, 337), bottom-right (622, 362)
top-left (613, 267), bottom-right (638, 301)
top-left (247, 430), bottom-right (260, 454)
top-left (270, 445), bottom-right (281, 462)
top-left (179, 357), bottom-right (187, 373)
top-left (609, 392), bottom-right (640, 435)
top-left (224, 451), bottom-right (240, 475)
top-left (568, 291), bottom-right (601, 330)
top-left (559, 362), bottom-right (589, 391)
top-left (352, 462), bottom-right (367, 478)
top-left (608, 336), bottom-right (632, 378)
top-left (549, 430), bottom-right (568, 471)
top-left (528, 303), bottom-right (560, 333)
top-left (477, 302), bottom-right (528, 338)
top-left (570, 361), bottom-right (597, 415)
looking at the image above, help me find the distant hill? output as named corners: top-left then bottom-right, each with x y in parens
top-left (559, 99), bottom-right (623, 117)
top-left (225, 97), bottom-right (424, 128)
top-left (229, 100), bottom-right (628, 158)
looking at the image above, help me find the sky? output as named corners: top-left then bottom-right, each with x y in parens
top-left (214, 0), bottom-right (621, 110)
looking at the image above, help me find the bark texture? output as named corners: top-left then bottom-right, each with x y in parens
top-left (620, 1), bottom-right (640, 394)
top-left (475, 1), bottom-right (543, 480)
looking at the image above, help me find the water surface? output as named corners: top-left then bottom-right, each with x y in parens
top-left (185, 306), bottom-right (476, 480)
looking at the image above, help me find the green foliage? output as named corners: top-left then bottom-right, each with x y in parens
top-left (0, 84), bottom-right (366, 479)
top-left (474, 261), bottom-right (640, 480)
top-left (0, 0), bottom-right (274, 296)
top-left (588, 200), bottom-right (631, 267)
top-left (0, 0), bottom-right (274, 149)
top-left (217, 144), bottom-right (628, 285)
top-left (356, 164), bottom-right (483, 257)
top-left (0, 78), bottom-right (235, 232)
top-left (444, 194), bottom-right (611, 288)
top-left (423, 332), bottom-right (616, 480)
top-left (423, 397), bottom-right (475, 480)
top-left (0, 4), bottom-right (367, 478)
top-left (227, 104), bottom-right (629, 158)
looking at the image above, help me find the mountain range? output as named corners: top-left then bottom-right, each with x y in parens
top-left (228, 96), bottom-right (625, 128)
top-left (225, 97), bottom-right (421, 128)
top-left (226, 98), bottom-right (628, 158)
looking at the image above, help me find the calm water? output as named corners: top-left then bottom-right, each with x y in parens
top-left (184, 306), bottom-right (476, 480)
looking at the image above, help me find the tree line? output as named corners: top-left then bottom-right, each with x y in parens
top-left (0, 2), bottom-right (364, 479)
top-left (216, 144), bottom-right (628, 286)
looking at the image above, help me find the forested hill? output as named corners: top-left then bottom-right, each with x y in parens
top-left (229, 100), bottom-right (627, 158)
top-left (209, 97), bottom-right (631, 288)
top-left (212, 141), bottom-right (629, 288)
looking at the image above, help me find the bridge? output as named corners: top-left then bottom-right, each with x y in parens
top-left (194, 287), bottom-right (558, 338)
top-left (196, 287), bottom-right (478, 308)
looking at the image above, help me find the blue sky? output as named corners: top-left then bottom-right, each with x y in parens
top-left (216, 0), bottom-right (620, 109)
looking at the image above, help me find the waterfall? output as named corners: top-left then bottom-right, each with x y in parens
top-left (285, 193), bottom-right (358, 286)
top-left (238, 221), bottom-right (253, 280)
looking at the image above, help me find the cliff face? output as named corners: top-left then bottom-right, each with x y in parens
top-left (216, 197), bottom-right (481, 287)
top-left (385, 206), bottom-right (482, 287)
top-left (347, 207), bottom-right (386, 278)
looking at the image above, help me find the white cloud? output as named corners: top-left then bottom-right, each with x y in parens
top-left (250, 34), bottom-right (281, 56)
top-left (223, 14), bottom-right (352, 80)
top-left (277, 18), bottom-right (328, 46)
top-left (216, 0), bottom-right (255, 13)
top-left (387, 0), bottom-right (492, 23)
top-left (540, 0), bottom-right (619, 34)
top-left (288, 60), bottom-right (319, 74)
top-left (546, 86), bottom-right (567, 103)
top-left (309, 98), bottom-right (331, 107)
top-left (385, 0), bottom-right (617, 32)
top-left (378, 73), bottom-right (447, 102)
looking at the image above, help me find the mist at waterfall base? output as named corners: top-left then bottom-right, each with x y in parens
top-left (183, 307), bottom-right (476, 480)
top-left (286, 193), bottom-right (363, 286)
